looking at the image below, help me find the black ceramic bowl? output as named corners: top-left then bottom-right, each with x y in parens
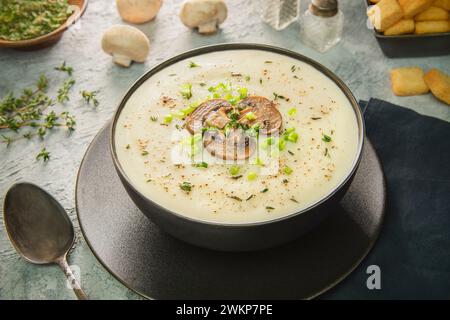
top-left (110, 43), bottom-right (365, 252)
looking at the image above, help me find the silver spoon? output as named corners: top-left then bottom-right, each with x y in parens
top-left (3, 182), bottom-right (87, 300)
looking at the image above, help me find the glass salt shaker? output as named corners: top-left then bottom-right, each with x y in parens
top-left (261, 0), bottom-right (301, 31)
top-left (299, 0), bottom-right (344, 53)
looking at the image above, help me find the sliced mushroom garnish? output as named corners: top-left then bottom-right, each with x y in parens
top-left (185, 96), bottom-right (282, 160)
top-left (203, 128), bottom-right (255, 160)
top-left (185, 99), bottom-right (232, 134)
top-left (237, 96), bottom-right (282, 135)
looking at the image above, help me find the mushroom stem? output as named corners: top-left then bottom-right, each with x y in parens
top-left (113, 53), bottom-right (132, 67)
top-left (198, 20), bottom-right (218, 34)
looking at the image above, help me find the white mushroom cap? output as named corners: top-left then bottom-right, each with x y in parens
top-left (116, 0), bottom-right (163, 24)
top-left (180, 0), bottom-right (228, 34)
top-left (101, 25), bottom-right (150, 67)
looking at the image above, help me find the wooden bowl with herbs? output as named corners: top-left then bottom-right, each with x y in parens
top-left (0, 0), bottom-right (88, 50)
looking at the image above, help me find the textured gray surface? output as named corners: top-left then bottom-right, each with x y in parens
top-left (0, 0), bottom-right (448, 300)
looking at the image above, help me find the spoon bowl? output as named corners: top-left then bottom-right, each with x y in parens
top-left (3, 182), bottom-right (87, 299)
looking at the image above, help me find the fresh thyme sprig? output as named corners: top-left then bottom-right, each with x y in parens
top-left (0, 63), bottom-right (95, 160)
top-left (54, 61), bottom-right (74, 76)
top-left (57, 78), bottom-right (75, 103)
top-left (80, 90), bottom-right (99, 107)
top-left (36, 147), bottom-right (50, 162)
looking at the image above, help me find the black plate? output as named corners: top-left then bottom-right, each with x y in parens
top-left (365, 0), bottom-right (450, 57)
top-left (76, 124), bottom-right (386, 299)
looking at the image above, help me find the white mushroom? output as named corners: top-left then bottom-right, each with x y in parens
top-left (101, 25), bottom-right (150, 67)
top-left (180, 0), bottom-right (228, 34)
top-left (116, 0), bottom-right (163, 24)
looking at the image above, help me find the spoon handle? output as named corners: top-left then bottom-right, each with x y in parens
top-left (57, 257), bottom-right (88, 300)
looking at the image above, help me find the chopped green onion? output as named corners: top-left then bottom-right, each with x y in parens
top-left (285, 127), bottom-right (296, 134)
top-left (229, 165), bottom-right (240, 176)
top-left (194, 162), bottom-right (208, 168)
top-left (163, 114), bottom-right (173, 124)
top-left (245, 112), bottom-right (256, 121)
top-left (288, 108), bottom-right (297, 116)
top-left (180, 84), bottom-right (192, 99)
top-left (284, 166), bottom-right (293, 175)
top-left (261, 188), bottom-right (269, 193)
top-left (189, 61), bottom-right (200, 68)
top-left (228, 96), bottom-right (238, 105)
top-left (180, 182), bottom-right (192, 192)
top-left (278, 139), bottom-right (286, 151)
top-left (287, 131), bottom-right (298, 143)
top-left (238, 87), bottom-right (248, 99)
top-left (247, 172), bottom-right (258, 181)
top-left (172, 110), bottom-right (185, 119)
top-left (245, 75), bottom-right (251, 81)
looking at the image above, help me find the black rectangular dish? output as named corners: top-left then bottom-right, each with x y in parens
top-left (365, 0), bottom-right (450, 58)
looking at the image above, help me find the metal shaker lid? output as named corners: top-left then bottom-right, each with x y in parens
top-left (310, 0), bottom-right (338, 17)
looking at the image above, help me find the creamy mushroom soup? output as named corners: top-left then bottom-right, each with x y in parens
top-left (115, 50), bottom-right (359, 224)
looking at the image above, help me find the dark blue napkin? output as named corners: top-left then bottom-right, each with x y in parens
top-left (324, 98), bottom-right (450, 299)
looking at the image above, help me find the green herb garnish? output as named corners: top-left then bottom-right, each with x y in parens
top-left (322, 134), bottom-right (332, 142)
top-left (80, 90), bottom-right (99, 107)
top-left (284, 166), bottom-right (293, 175)
top-left (0, 72), bottom-right (81, 159)
top-left (194, 161), bottom-right (208, 169)
top-left (247, 172), bottom-right (257, 181)
top-left (57, 78), bottom-right (75, 103)
top-left (36, 147), bottom-right (50, 162)
top-left (55, 61), bottom-right (73, 76)
top-left (287, 108), bottom-right (297, 116)
top-left (180, 84), bottom-right (193, 100)
top-left (273, 93), bottom-right (287, 101)
top-left (163, 114), bottom-right (173, 124)
top-left (261, 188), bottom-right (269, 193)
top-left (228, 195), bottom-right (243, 202)
top-left (189, 62), bottom-right (200, 68)
top-left (245, 111), bottom-right (256, 121)
top-left (180, 181), bottom-right (192, 192)
top-left (229, 165), bottom-right (240, 176)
